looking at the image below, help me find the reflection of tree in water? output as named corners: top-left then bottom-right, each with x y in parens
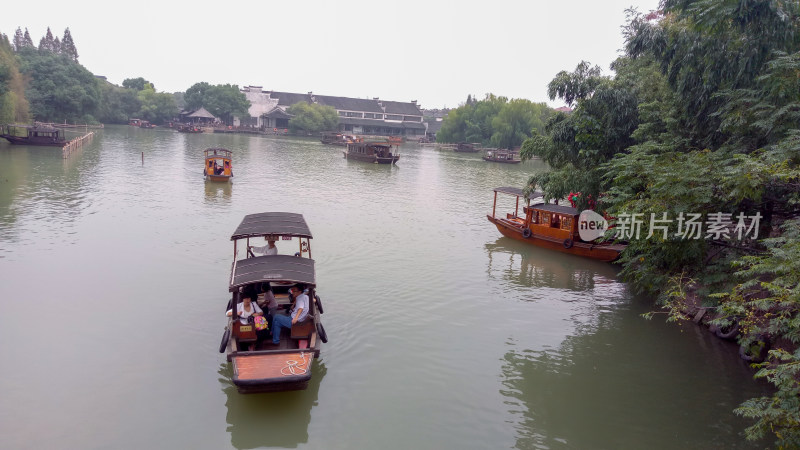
top-left (219, 361), bottom-right (327, 449)
top-left (485, 238), bottom-right (619, 293)
top-left (499, 306), bottom-right (767, 449)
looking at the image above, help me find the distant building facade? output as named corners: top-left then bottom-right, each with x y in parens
top-left (235, 87), bottom-right (426, 137)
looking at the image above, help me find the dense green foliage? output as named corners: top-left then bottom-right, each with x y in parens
top-left (184, 82), bottom-right (249, 125)
top-left (520, 1), bottom-right (800, 444)
top-left (122, 77), bottom-right (153, 91)
top-left (437, 94), bottom-right (551, 148)
top-left (96, 81), bottom-right (141, 124)
top-left (135, 83), bottom-right (177, 124)
top-left (286, 102), bottom-right (338, 133)
top-left (16, 47), bottom-right (99, 123)
top-left (0, 33), bottom-right (29, 123)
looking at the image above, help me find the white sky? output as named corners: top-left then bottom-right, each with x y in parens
top-left (1, 0), bottom-right (661, 109)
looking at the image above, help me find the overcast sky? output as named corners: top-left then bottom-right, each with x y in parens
top-left (1, 0), bottom-right (661, 109)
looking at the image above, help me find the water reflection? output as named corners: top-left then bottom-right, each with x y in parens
top-left (499, 305), bottom-right (764, 449)
top-left (204, 181), bottom-right (233, 205)
top-left (485, 237), bottom-right (619, 292)
top-left (220, 361), bottom-right (327, 449)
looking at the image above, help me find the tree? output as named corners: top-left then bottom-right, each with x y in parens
top-left (52, 37), bottom-right (61, 54)
top-left (0, 33), bottom-right (30, 123)
top-left (136, 83), bottom-right (177, 123)
top-left (61, 28), bottom-right (78, 61)
top-left (122, 77), bottom-right (153, 91)
top-left (12, 28), bottom-right (24, 51)
top-left (96, 80), bottom-right (141, 124)
top-left (22, 29), bottom-right (33, 48)
top-left (38, 27), bottom-right (55, 53)
top-left (17, 46), bottom-right (100, 122)
top-left (286, 102), bottom-right (338, 133)
top-left (183, 82), bottom-right (249, 125)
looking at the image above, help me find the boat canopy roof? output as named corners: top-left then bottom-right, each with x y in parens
top-left (529, 203), bottom-right (579, 216)
top-left (230, 255), bottom-right (316, 290)
top-left (493, 187), bottom-right (543, 198)
top-left (204, 148), bottom-right (232, 158)
top-left (231, 212), bottom-right (313, 240)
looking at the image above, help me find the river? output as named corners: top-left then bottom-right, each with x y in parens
top-left (0, 126), bottom-right (769, 449)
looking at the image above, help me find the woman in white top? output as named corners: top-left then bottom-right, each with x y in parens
top-left (226, 295), bottom-right (263, 325)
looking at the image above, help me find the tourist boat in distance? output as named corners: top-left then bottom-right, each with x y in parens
top-left (177, 124), bottom-right (204, 133)
top-left (454, 142), bottom-right (481, 153)
top-left (386, 135), bottom-right (405, 145)
top-left (487, 186), bottom-right (625, 262)
top-left (128, 118), bottom-right (155, 128)
top-left (343, 140), bottom-right (399, 164)
top-left (204, 148), bottom-right (233, 182)
top-left (483, 148), bottom-right (521, 164)
top-left (321, 132), bottom-right (355, 146)
top-left (0, 124), bottom-right (68, 146)
top-left (220, 212), bottom-right (328, 393)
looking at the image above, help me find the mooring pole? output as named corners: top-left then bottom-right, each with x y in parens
top-left (141, 152), bottom-right (144, 165)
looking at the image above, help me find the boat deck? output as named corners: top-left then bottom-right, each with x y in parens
top-left (233, 351), bottom-right (310, 380)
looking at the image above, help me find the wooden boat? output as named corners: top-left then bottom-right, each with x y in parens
top-left (487, 187), bottom-right (625, 262)
top-left (483, 148), bottom-right (521, 164)
top-left (386, 135), bottom-right (405, 144)
top-left (454, 142), bottom-right (481, 153)
top-left (204, 148), bottom-right (233, 182)
top-left (177, 124), bottom-right (204, 133)
top-left (0, 124), bottom-right (68, 146)
top-left (321, 132), bottom-right (355, 146)
top-left (343, 140), bottom-right (399, 164)
top-left (220, 212), bottom-right (328, 393)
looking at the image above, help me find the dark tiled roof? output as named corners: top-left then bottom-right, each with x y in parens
top-left (316, 95), bottom-right (383, 113)
top-left (426, 121), bottom-right (443, 133)
top-left (403, 122), bottom-right (426, 130)
top-left (270, 91), bottom-right (311, 107)
top-left (383, 100), bottom-right (422, 115)
top-left (339, 117), bottom-right (390, 126)
top-left (262, 107), bottom-right (293, 119)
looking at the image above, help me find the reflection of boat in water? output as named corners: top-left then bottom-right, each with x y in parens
top-left (204, 179), bottom-right (232, 203)
top-left (343, 140), bottom-right (399, 164)
top-left (488, 187), bottom-right (625, 262)
top-left (0, 124), bottom-right (68, 146)
top-left (220, 361), bottom-right (326, 448)
top-left (485, 238), bottom-right (619, 291)
top-left (220, 212), bottom-right (328, 393)
top-left (203, 148), bottom-right (233, 182)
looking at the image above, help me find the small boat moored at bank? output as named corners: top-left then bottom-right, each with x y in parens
top-left (483, 148), bottom-right (521, 164)
top-left (343, 140), bottom-right (399, 164)
top-left (0, 124), bottom-right (68, 146)
top-left (221, 212), bottom-right (328, 393)
top-left (204, 148), bottom-right (233, 181)
top-left (487, 186), bottom-right (625, 262)
top-left (454, 142), bottom-right (481, 153)
top-left (321, 132), bottom-right (355, 146)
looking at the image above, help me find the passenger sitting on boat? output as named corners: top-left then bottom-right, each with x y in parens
top-left (227, 294), bottom-right (270, 343)
top-left (250, 239), bottom-right (278, 256)
top-left (271, 285), bottom-right (309, 345)
top-left (257, 282), bottom-right (278, 329)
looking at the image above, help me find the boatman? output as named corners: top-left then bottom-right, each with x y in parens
top-left (250, 239), bottom-right (278, 256)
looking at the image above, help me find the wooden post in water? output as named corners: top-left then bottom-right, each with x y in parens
top-left (142, 152), bottom-right (144, 165)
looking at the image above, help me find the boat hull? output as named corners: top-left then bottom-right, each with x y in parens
top-left (488, 215), bottom-right (622, 262)
top-left (206, 174), bottom-right (232, 182)
top-left (231, 351), bottom-right (313, 393)
top-left (0, 134), bottom-right (67, 146)
top-left (343, 151), bottom-right (398, 164)
top-left (483, 156), bottom-right (521, 164)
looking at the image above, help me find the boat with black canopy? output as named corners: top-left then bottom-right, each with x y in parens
top-left (220, 212), bottom-right (328, 393)
top-left (0, 124), bottom-right (68, 146)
